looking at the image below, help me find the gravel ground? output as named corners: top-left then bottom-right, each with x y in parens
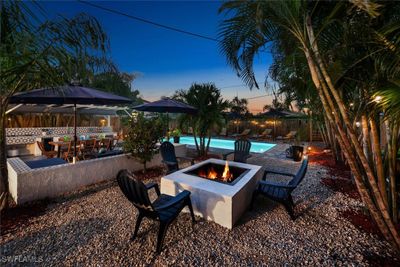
top-left (1, 146), bottom-right (398, 266)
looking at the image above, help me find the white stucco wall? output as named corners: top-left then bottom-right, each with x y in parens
top-left (7, 153), bottom-right (163, 205)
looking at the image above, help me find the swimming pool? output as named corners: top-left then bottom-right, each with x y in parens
top-left (167, 136), bottom-right (275, 153)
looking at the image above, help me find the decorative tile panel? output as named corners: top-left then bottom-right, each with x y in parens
top-left (6, 127), bottom-right (114, 145)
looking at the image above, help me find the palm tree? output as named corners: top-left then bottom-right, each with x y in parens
top-left (0, 1), bottom-right (112, 209)
top-left (230, 96), bottom-right (249, 117)
top-left (173, 83), bottom-right (230, 157)
top-left (219, 0), bottom-right (400, 250)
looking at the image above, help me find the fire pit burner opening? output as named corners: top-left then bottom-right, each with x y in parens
top-left (184, 161), bottom-right (249, 185)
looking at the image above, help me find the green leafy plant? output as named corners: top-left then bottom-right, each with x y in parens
top-left (173, 83), bottom-right (229, 156)
top-left (170, 128), bottom-right (181, 137)
top-left (124, 113), bottom-right (164, 172)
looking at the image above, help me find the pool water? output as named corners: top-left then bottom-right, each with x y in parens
top-left (167, 136), bottom-right (275, 153)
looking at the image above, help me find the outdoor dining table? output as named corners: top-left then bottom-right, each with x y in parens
top-left (49, 141), bottom-right (79, 158)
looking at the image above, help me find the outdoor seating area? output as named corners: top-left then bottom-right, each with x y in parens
top-left (1, 145), bottom-right (397, 265)
top-left (2, 1), bottom-right (400, 266)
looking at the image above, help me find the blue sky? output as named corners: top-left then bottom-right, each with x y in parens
top-left (36, 1), bottom-right (274, 113)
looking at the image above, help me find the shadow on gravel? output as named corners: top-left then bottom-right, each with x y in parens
top-left (0, 218), bottom-right (111, 265)
top-left (237, 196), bottom-right (279, 226)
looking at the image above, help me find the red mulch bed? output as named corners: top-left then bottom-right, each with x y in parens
top-left (342, 208), bottom-right (400, 266)
top-left (307, 149), bottom-right (352, 180)
top-left (340, 209), bottom-right (382, 236)
top-left (321, 177), bottom-right (360, 200)
top-left (309, 147), bottom-right (400, 264)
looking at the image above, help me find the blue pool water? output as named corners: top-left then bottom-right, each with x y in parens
top-left (167, 136), bottom-right (275, 153)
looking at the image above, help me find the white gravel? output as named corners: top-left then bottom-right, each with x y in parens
top-left (0, 149), bottom-right (398, 266)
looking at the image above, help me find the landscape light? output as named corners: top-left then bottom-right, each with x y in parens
top-left (307, 146), bottom-right (312, 151)
top-left (355, 121), bottom-right (361, 128)
top-left (374, 96), bottom-right (382, 103)
top-left (349, 103), bottom-right (354, 107)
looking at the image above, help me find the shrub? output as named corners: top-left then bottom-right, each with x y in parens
top-left (124, 113), bottom-right (164, 172)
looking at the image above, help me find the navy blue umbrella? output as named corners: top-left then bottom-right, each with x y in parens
top-left (133, 98), bottom-right (197, 133)
top-left (133, 98), bottom-right (197, 114)
top-left (9, 85), bottom-right (132, 105)
top-left (10, 85), bottom-right (132, 162)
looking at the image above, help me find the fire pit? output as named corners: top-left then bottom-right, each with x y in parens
top-left (184, 161), bottom-right (249, 185)
top-left (161, 158), bottom-right (262, 229)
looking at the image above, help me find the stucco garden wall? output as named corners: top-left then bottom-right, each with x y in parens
top-left (7, 153), bottom-right (163, 205)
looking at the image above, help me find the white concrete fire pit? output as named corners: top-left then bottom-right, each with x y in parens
top-left (160, 158), bottom-right (262, 229)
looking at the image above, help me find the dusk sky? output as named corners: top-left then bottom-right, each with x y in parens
top-left (37, 1), bottom-right (274, 113)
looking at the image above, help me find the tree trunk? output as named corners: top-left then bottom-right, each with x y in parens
top-left (304, 15), bottom-right (400, 250)
top-left (206, 133), bottom-right (212, 155)
top-left (386, 120), bottom-right (398, 222)
top-left (370, 116), bottom-right (387, 207)
top-left (0, 107), bottom-right (9, 210)
top-left (361, 115), bottom-right (372, 163)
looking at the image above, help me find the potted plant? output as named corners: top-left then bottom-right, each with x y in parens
top-left (292, 134), bottom-right (304, 162)
top-left (171, 128), bottom-right (181, 143)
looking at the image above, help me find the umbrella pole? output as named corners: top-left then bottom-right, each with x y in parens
top-left (73, 103), bottom-right (77, 164)
top-left (167, 112), bottom-right (169, 137)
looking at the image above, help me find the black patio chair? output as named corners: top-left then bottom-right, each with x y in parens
top-left (222, 138), bottom-right (252, 163)
top-left (160, 141), bottom-right (195, 174)
top-left (251, 156), bottom-right (308, 220)
top-left (117, 169), bottom-right (195, 254)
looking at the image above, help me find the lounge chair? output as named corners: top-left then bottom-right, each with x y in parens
top-left (117, 169), bottom-right (195, 254)
top-left (251, 157), bottom-right (308, 219)
top-left (160, 141), bottom-right (195, 174)
top-left (37, 141), bottom-right (57, 158)
top-left (276, 130), bottom-right (297, 142)
top-left (232, 129), bottom-right (251, 139)
top-left (222, 138), bottom-right (252, 163)
top-left (252, 128), bottom-right (272, 140)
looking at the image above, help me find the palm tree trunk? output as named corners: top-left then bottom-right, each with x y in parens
top-left (386, 120), bottom-right (398, 222)
top-left (302, 42), bottom-right (400, 249)
top-left (305, 15), bottom-right (400, 250)
top-left (193, 126), bottom-right (200, 153)
top-left (370, 116), bottom-right (388, 207)
top-left (206, 133), bottom-right (212, 155)
top-left (361, 115), bottom-right (372, 163)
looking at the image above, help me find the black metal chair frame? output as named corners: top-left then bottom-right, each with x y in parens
top-left (223, 138), bottom-right (252, 163)
top-left (252, 157), bottom-right (308, 220)
top-left (117, 170), bottom-right (196, 253)
top-left (160, 141), bottom-right (195, 174)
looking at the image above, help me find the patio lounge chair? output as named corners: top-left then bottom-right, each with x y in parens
top-left (252, 128), bottom-right (272, 140)
top-left (117, 169), bottom-right (195, 254)
top-left (222, 139), bottom-right (252, 163)
top-left (251, 156), bottom-right (308, 219)
top-left (276, 130), bottom-right (297, 142)
top-left (160, 141), bottom-right (195, 174)
top-left (232, 129), bottom-right (251, 138)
